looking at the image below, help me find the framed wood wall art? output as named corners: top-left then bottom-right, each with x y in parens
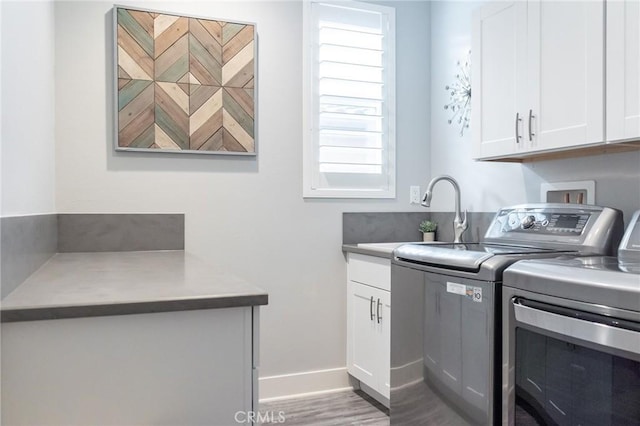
top-left (114, 6), bottom-right (257, 155)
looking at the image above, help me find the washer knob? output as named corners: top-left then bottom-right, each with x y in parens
top-left (521, 215), bottom-right (536, 229)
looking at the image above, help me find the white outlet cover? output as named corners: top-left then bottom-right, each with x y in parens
top-left (540, 180), bottom-right (595, 204)
top-left (410, 186), bottom-right (421, 204)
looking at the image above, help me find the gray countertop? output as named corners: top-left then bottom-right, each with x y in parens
top-left (342, 242), bottom-right (414, 259)
top-left (343, 244), bottom-right (391, 259)
top-left (1, 251), bottom-right (268, 322)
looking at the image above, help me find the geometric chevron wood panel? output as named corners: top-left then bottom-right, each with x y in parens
top-left (115, 6), bottom-right (256, 154)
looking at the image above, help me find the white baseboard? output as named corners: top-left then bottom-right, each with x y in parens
top-left (259, 367), bottom-right (352, 402)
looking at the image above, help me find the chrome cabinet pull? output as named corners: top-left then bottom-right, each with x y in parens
top-left (528, 109), bottom-right (535, 141)
top-left (370, 296), bottom-right (375, 321)
top-left (376, 298), bottom-right (382, 323)
top-left (515, 112), bottom-right (522, 143)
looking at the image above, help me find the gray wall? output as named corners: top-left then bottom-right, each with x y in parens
top-left (0, 215), bottom-right (57, 298)
top-left (343, 211), bottom-right (495, 244)
top-left (57, 214), bottom-right (184, 252)
top-left (343, 212), bottom-right (430, 244)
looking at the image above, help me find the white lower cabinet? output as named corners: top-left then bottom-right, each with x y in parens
top-left (346, 253), bottom-right (390, 406)
top-left (1, 307), bottom-right (258, 426)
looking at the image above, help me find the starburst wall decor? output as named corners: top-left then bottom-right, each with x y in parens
top-left (444, 51), bottom-right (471, 136)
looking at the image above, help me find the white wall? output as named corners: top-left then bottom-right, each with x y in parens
top-left (1, 1), bottom-right (56, 216)
top-left (54, 0), bottom-right (431, 398)
top-left (429, 1), bottom-right (640, 223)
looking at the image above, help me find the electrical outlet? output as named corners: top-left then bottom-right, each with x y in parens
top-left (410, 186), bottom-right (421, 204)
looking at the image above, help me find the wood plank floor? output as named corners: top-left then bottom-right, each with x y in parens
top-left (260, 390), bottom-right (389, 425)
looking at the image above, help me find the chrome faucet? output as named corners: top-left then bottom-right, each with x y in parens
top-left (421, 175), bottom-right (468, 243)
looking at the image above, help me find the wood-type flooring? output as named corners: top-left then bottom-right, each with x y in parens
top-left (260, 390), bottom-right (389, 426)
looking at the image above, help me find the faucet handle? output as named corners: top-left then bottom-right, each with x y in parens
top-left (461, 209), bottom-right (469, 229)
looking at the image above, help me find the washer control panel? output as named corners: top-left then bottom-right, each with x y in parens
top-left (485, 203), bottom-right (623, 253)
top-left (505, 212), bottom-right (590, 234)
top-left (487, 204), bottom-right (602, 240)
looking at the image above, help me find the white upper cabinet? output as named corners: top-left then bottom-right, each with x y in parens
top-left (473, 0), bottom-right (607, 160)
top-left (472, 2), bottom-right (528, 159)
top-left (527, 0), bottom-right (604, 152)
top-left (607, 0), bottom-right (640, 143)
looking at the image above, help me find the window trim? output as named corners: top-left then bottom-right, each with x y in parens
top-left (302, 0), bottom-right (396, 199)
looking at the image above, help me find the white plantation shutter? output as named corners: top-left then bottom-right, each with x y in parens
top-left (303, 0), bottom-right (396, 198)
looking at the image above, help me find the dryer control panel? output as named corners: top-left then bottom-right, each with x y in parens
top-left (619, 210), bottom-right (640, 262)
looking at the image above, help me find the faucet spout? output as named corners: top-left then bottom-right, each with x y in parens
top-left (421, 190), bottom-right (433, 207)
top-left (421, 175), bottom-right (468, 243)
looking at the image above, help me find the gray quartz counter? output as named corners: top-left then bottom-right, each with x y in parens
top-left (342, 242), bottom-right (424, 259)
top-left (343, 243), bottom-right (396, 259)
top-left (1, 251), bottom-right (267, 322)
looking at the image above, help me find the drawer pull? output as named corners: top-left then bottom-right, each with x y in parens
top-left (528, 109), bottom-right (535, 141)
top-left (370, 296), bottom-right (375, 321)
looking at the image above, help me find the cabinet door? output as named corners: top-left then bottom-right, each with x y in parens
top-left (527, 0), bottom-right (604, 151)
top-left (1, 308), bottom-right (253, 425)
top-left (347, 281), bottom-right (379, 387)
top-left (377, 289), bottom-right (391, 398)
top-left (472, 2), bottom-right (528, 159)
top-left (347, 254), bottom-right (392, 403)
top-left (607, 0), bottom-right (640, 142)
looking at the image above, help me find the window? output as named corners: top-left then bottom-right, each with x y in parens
top-left (303, 0), bottom-right (396, 198)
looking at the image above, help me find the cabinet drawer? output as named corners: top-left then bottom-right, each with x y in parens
top-left (348, 253), bottom-right (391, 292)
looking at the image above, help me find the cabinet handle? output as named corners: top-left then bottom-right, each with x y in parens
top-left (515, 112), bottom-right (522, 143)
top-left (370, 296), bottom-right (375, 321)
top-left (376, 298), bottom-right (382, 323)
top-left (528, 109), bottom-right (535, 141)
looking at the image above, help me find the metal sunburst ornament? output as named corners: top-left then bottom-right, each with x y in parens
top-left (444, 51), bottom-right (471, 136)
